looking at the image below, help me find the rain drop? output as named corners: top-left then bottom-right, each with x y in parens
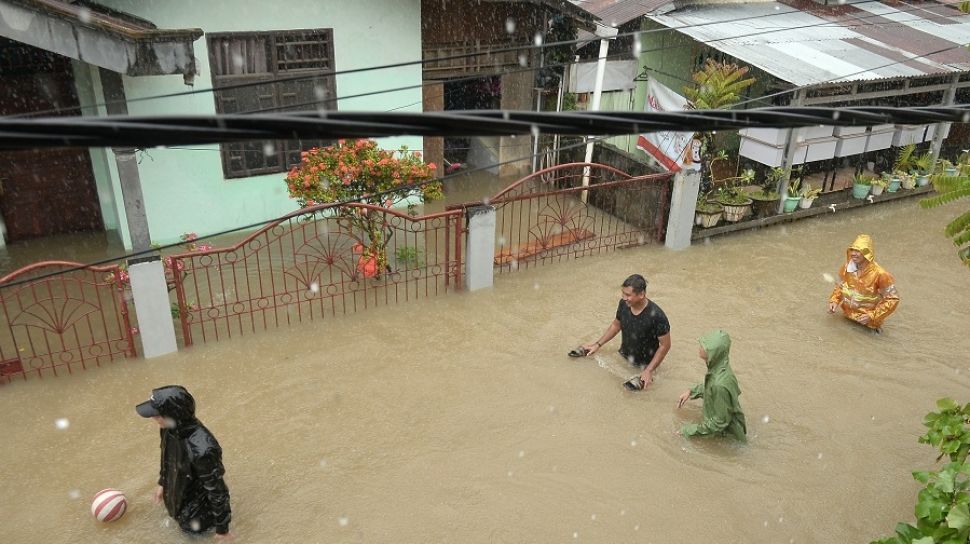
top-left (533, 282), bottom-right (540, 290)
top-left (764, 521), bottom-right (769, 528)
top-left (338, 516), bottom-right (349, 527)
top-left (573, 532), bottom-right (579, 539)
top-left (68, 489), bottom-right (81, 500)
top-left (507, 470), bottom-right (513, 477)
top-left (591, 514), bottom-right (597, 521)
top-left (778, 516), bottom-right (784, 523)
top-left (232, 54), bottom-right (245, 71)
top-left (505, 18), bottom-right (516, 34)
top-left (263, 142), bottom-right (276, 157)
top-left (822, 272), bottom-right (835, 283)
top-left (190, 519), bottom-right (202, 532)
top-left (530, 124), bottom-right (540, 138)
top-left (620, 509), bottom-right (626, 516)
top-left (482, 197), bottom-right (491, 206)
top-left (310, 282), bottom-right (320, 293)
top-left (832, 111), bottom-right (840, 120)
top-left (518, 450), bottom-right (525, 458)
top-left (761, 415), bottom-right (770, 424)
top-left (518, 53), bottom-right (528, 67)
top-left (817, 452), bottom-right (824, 460)
top-left (634, 525), bottom-right (640, 531)
top-left (534, 33), bottom-right (543, 46)
top-left (319, 459), bottom-right (328, 468)
top-left (633, 35), bottom-right (642, 56)
top-left (78, 7), bottom-right (92, 23)
top-left (55, 418), bottom-right (70, 430)
top-left (498, 236), bottom-right (507, 247)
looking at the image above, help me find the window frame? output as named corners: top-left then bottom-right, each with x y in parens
top-left (207, 28), bottom-right (337, 179)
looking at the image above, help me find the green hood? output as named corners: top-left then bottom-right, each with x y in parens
top-left (699, 329), bottom-right (731, 371)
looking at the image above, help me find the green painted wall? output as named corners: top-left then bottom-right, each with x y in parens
top-left (92, 0), bottom-right (424, 247)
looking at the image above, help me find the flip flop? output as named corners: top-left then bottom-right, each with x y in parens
top-left (567, 347), bottom-right (590, 358)
top-left (623, 376), bottom-right (645, 391)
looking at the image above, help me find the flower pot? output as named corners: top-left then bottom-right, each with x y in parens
top-left (696, 211), bottom-right (722, 228)
top-left (871, 184), bottom-right (885, 196)
top-left (783, 196), bottom-right (800, 213)
top-left (886, 176), bottom-right (901, 193)
top-left (851, 183), bottom-right (871, 199)
top-left (900, 176), bottom-right (916, 190)
top-left (718, 198), bottom-right (752, 222)
top-left (799, 197), bottom-right (816, 209)
top-left (916, 174), bottom-right (930, 187)
top-left (945, 166), bottom-right (959, 177)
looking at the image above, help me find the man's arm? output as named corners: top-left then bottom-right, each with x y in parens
top-left (639, 333), bottom-right (671, 386)
top-left (583, 319), bottom-right (621, 355)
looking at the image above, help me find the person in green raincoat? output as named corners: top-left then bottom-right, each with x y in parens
top-left (677, 330), bottom-right (747, 441)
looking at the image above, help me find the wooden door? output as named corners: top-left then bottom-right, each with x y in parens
top-left (0, 38), bottom-right (104, 242)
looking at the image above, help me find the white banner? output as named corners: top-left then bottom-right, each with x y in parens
top-left (636, 77), bottom-right (699, 172)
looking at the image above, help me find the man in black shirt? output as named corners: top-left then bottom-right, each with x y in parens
top-left (582, 274), bottom-right (671, 389)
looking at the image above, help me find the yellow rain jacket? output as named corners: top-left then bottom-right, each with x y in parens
top-left (828, 234), bottom-right (899, 329)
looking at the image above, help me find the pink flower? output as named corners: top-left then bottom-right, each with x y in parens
top-left (195, 244), bottom-right (213, 252)
top-left (130, 327), bottom-right (140, 335)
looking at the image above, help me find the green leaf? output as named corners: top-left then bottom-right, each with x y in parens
top-left (938, 399), bottom-right (960, 412)
top-left (915, 471), bottom-right (932, 484)
top-left (896, 522), bottom-right (924, 540)
top-left (912, 537), bottom-right (934, 544)
top-left (947, 503), bottom-right (970, 530)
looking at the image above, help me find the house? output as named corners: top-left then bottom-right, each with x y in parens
top-left (0, 0), bottom-right (426, 250)
top-left (0, 0), bottom-right (599, 254)
top-left (571, 0), bottom-right (970, 186)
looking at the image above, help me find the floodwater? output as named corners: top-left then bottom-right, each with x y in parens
top-left (1, 197), bottom-right (969, 543)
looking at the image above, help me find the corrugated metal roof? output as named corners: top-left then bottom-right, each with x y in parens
top-left (570, 0), bottom-right (673, 26)
top-left (648, 0), bottom-right (970, 86)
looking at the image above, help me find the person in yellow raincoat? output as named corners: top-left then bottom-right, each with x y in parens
top-left (828, 234), bottom-right (899, 330)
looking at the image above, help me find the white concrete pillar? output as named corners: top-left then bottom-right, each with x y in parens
top-left (581, 23), bottom-right (619, 202)
top-left (465, 205), bottom-right (496, 291)
top-left (127, 257), bottom-right (178, 358)
top-left (665, 169), bottom-right (702, 251)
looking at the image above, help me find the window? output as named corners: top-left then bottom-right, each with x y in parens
top-left (207, 29), bottom-right (336, 178)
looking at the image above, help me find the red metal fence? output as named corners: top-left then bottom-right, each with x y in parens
top-left (170, 203), bottom-right (463, 346)
top-left (453, 163), bottom-right (673, 273)
top-left (0, 261), bottom-right (136, 384)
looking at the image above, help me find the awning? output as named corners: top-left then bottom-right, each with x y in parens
top-left (487, 0), bottom-right (599, 31)
top-left (647, 0), bottom-right (970, 86)
top-left (0, 0), bottom-right (203, 79)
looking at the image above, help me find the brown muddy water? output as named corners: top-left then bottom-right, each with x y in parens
top-left (1, 197), bottom-right (969, 544)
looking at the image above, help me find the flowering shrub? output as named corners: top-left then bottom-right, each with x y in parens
top-left (285, 139), bottom-right (442, 276)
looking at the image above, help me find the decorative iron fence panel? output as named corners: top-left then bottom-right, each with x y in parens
top-left (455, 163), bottom-right (673, 273)
top-left (171, 204), bottom-right (463, 347)
top-left (0, 261), bottom-right (136, 384)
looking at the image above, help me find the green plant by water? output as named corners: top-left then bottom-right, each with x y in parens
top-left (871, 398), bottom-right (970, 543)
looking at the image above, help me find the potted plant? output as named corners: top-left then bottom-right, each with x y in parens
top-left (940, 158), bottom-right (959, 177)
top-left (899, 170), bottom-right (917, 190)
top-left (783, 177), bottom-right (801, 213)
top-left (799, 182), bottom-right (821, 209)
top-left (884, 171), bottom-right (901, 193)
top-left (695, 200), bottom-right (724, 228)
top-left (870, 176), bottom-right (887, 196)
top-left (715, 184), bottom-right (753, 222)
top-left (894, 143), bottom-right (918, 174)
top-left (914, 151), bottom-right (933, 187)
top-left (852, 174), bottom-right (872, 199)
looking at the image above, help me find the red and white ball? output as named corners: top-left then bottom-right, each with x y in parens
top-left (91, 488), bottom-right (127, 522)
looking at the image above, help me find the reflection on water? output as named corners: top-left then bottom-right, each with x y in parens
top-left (1, 198), bottom-right (969, 543)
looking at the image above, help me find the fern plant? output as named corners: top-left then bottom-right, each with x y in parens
top-left (920, 168), bottom-right (970, 267)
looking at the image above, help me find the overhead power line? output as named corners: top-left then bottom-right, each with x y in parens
top-left (4, 1), bottom-right (964, 118)
top-left (1, 105), bottom-right (967, 149)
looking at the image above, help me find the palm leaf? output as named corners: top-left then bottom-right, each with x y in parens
top-left (944, 209), bottom-right (970, 238)
top-left (951, 229), bottom-right (970, 248)
top-left (920, 186), bottom-right (970, 209)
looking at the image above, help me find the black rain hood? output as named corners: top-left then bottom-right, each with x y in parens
top-left (136, 385), bottom-right (197, 424)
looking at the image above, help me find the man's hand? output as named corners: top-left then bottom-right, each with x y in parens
top-left (214, 532), bottom-right (235, 541)
top-left (153, 486), bottom-right (163, 504)
top-left (828, 301), bottom-right (839, 313)
top-left (677, 390), bottom-right (691, 409)
top-left (857, 314), bottom-right (871, 325)
top-left (639, 369), bottom-right (654, 389)
top-left (581, 342), bottom-right (600, 356)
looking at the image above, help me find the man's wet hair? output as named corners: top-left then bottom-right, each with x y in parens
top-left (622, 274), bottom-right (647, 294)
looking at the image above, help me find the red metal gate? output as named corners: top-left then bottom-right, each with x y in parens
top-left (452, 163), bottom-right (673, 273)
top-left (170, 203), bottom-right (463, 346)
top-left (0, 261), bottom-right (136, 384)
